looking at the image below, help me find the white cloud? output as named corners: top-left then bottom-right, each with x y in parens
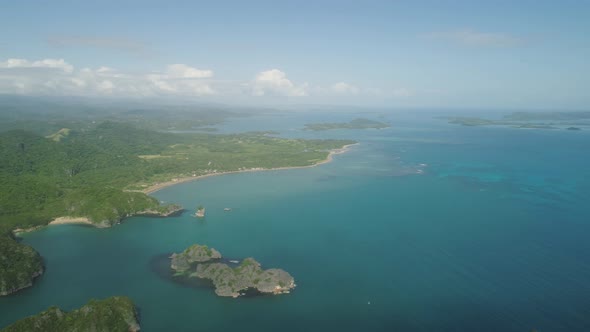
top-left (0, 58), bottom-right (215, 97)
top-left (0, 58), bottom-right (74, 73)
top-left (0, 58), bottom-right (409, 102)
top-left (166, 64), bottom-right (213, 79)
top-left (331, 82), bottom-right (359, 95)
top-left (252, 69), bottom-right (308, 97)
top-left (427, 29), bottom-right (521, 47)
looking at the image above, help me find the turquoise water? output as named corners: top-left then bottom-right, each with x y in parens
top-left (2, 113), bottom-right (590, 331)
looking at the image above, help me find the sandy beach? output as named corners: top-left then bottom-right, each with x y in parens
top-left (48, 217), bottom-right (92, 226)
top-left (142, 143), bottom-right (358, 194)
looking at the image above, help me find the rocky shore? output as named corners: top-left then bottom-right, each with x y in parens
top-left (0, 235), bottom-right (44, 296)
top-left (135, 204), bottom-right (184, 218)
top-left (170, 244), bottom-right (296, 298)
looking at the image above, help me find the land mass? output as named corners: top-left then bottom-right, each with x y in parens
top-left (0, 234), bottom-right (44, 296)
top-left (304, 118), bottom-right (390, 131)
top-left (0, 121), bottom-right (353, 295)
top-left (443, 111), bottom-right (590, 129)
top-left (170, 244), bottom-right (296, 298)
top-left (0, 297), bottom-right (140, 332)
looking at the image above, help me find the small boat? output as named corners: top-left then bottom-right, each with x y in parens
top-left (224, 208), bottom-right (232, 211)
top-left (229, 260), bottom-right (239, 264)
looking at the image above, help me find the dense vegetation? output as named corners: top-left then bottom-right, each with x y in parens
top-left (0, 95), bottom-right (243, 135)
top-left (304, 118), bottom-right (390, 131)
top-left (0, 297), bottom-right (140, 332)
top-left (0, 118), bottom-right (353, 296)
top-left (0, 122), bottom-right (351, 230)
top-left (0, 234), bottom-right (43, 296)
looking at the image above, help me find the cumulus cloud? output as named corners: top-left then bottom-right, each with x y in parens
top-left (252, 69), bottom-right (308, 97)
top-left (331, 82), bottom-right (359, 95)
top-left (427, 29), bottom-right (521, 47)
top-left (166, 64), bottom-right (213, 79)
top-left (0, 58), bottom-right (409, 102)
top-left (0, 58), bottom-right (215, 97)
top-left (0, 58), bottom-right (74, 73)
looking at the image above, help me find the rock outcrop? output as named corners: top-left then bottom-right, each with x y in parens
top-left (170, 244), bottom-right (295, 298)
top-left (170, 244), bottom-right (221, 274)
top-left (0, 235), bottom-right (44, 296)
top-left (135, 204), bottom-right (184, 218)
top-left (1, 296), bottom-right (140, 332)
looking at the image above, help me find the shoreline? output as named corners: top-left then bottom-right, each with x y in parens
top-left (12, 143), bottom-right (357, 235)
top-left (142, 143), bottom-right (358, 195)
top-left (12, 217), bottom-right (93, 235)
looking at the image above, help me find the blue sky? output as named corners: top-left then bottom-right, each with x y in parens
top-left (0, 0), bottom-right (588, 109)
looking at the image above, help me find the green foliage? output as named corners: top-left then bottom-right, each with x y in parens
top-left (0, 234), bottom-right (43, 296)
top-left (0, 120), bottom-right (352, 296)
top-left (1, 296), bottom-right (139, 332)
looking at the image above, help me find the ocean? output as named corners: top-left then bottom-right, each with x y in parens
top-left (2, 111), bottom-right (590, 331)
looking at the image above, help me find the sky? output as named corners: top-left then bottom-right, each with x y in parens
top-left (0, 0), bottom-right (589, 109)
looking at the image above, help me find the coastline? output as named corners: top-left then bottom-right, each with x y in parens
top-left (12, 143), bottom-right (356, 235)
top-left (142, 143), bottom-right (358, 195)
top-left (12, 217), bottom-right (92, 235)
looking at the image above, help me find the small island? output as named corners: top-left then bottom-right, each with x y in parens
top-left (195, 205), bottom-right (206, 218)
top-left (443, 111), bottom-right (590, 130)
top-left (0, 296), bottom-right (140, 332)
top-left (304, 118), bottom-right (390, 131)
top-left (170, 244), bottom-right (296, 298)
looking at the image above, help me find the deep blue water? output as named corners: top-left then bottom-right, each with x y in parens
top-left (1, 112), bottom-right (590, 331)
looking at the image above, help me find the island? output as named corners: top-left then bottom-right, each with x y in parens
top-left (512, 124), bottom-right (557, 129)
top-left (170, 244), bottom-right (296, 298)
top-left (443, 111), bottom-right (590, 130)
top-left (195, 205), bottom-right (206, 218)
top-left (0, 297), bottom-right (140, 332)
top-left (304, 118), bottom-right (390, 131)
top-left (503, 111), bottom-right (590, 121)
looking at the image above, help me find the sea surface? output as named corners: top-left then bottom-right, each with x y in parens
top-left (2, 111), bottom-right (590, 331)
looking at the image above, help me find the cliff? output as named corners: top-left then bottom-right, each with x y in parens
top-left (0, 235), bottom-right (44, 296)
top-left (170, 244), bottom-right (221, 274)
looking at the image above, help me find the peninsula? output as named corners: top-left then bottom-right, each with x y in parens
top-left (170, 244), bottom-right (296, 298)
top-left (0, 297), bottom-right (140, 332)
